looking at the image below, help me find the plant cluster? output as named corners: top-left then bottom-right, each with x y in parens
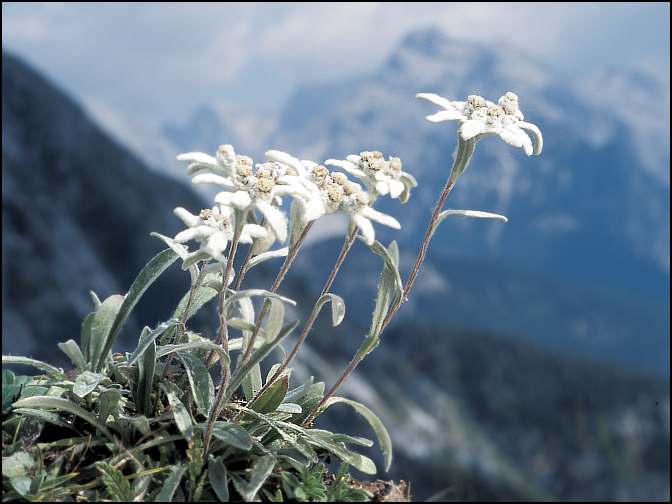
top-left (2, 91), bottom-right (542, 501)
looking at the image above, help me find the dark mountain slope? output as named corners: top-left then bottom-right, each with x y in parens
top-left (2, 52), bottom-right (205, 359)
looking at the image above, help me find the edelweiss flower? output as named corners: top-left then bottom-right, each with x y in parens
top-left (325, 151), bottom-right (417, 203)
top-left (172, 205), bottom-right (267, 265)
top-left (339, 183), bottom-right (401, 245)
top-left (319, 169), bottom-right (401, 245)
top-left (269, 151), bottom-right (401, 245)
top-left (177, 144), bottom-right (237, 177)
top-left (416, 91), bottom-right (543, 156)
top-left (177, 146), bottom-right (310, 244)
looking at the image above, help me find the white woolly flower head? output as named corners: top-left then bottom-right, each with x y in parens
top-left (171, 205), bottom-right (267, 267)
top-left (324, 151), bottom-right (417, 203)
top-left (177, 146), bottom-right (314, 246)
top-left (416, 91), bottom-right (543, 156)
top-left (337, 175), bottom-right (401, 245)
top-left (279, 160), bottom-right (401, 246)
top-left (177, 146), bottom-right (403, 248)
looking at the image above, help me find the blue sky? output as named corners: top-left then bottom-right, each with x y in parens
top-left (3, 2), bottom-right (670, 128)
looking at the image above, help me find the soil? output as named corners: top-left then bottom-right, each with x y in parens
top-left (352, 479), bottom-right (411, 502)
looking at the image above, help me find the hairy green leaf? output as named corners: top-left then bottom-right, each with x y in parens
top-left (208, 456), bottom-right (229, 502)
top-left (96, 462), bottom-right (134, 502)
top-left (276, 403), bottom-right (302, 414)
top-left (128, 321), bottom-right (179, 366)
top-left (264, 298), bottom-right (285, 343)
top-left (165, 389), bottom-right (193, 440)
top-left (366, 239), bottom-right (402, 295)
top-left (362, 240), bottom-right (401, 356)
top-left (155, 464), bottom-right (187, 502)
top-left (136, 336), bottom-right (156, 416)
top-left (98, 388), bottom-right (122, 423)
top-left (12, 396), bottom-right (115, 440)
top-left (179, 352), bottom-right (214, 417)
top-left (80, 312), bottom-right (95, 363)
top-left (451, 134), bottom-right (477, 179)
top-left (238, 455), bottom-right (276, 501)
top-left (173, 286), bottom-right (218, 322)
top-left (94, 248), bottom-right (178, 372)
top-left (431, 209), bottom-right (508, 239)
top-left (12, 408), bottom-right (79, 432)
top-left (251, 375), bottom-right (288, 414)
top-left (231, 406), bottom-right (316, 462)
top-left (305, 431), bottom-right (376, 475)
top-left (151, 232), bottom-right (200, 283)
top-left (72, 371), bottom-right (104, 398)
top-left (244, 247), bottom-right (289, 273)
top-left (57, 340), bottom-right (86, 370)
top-left (210, 422), bottom-right (253, 451)
top-left (89, 294), bottom-right (125, 372)
top-left (2, 356), bottom-right (65, 379)
top-left (242, 364), bottom-right (263, 402)
top-left (2, 451), bottom-right (35, 479)
top-left (315, 293), bottom-right (346, 327)
top-left (321, 397), bottom-right (392, 471)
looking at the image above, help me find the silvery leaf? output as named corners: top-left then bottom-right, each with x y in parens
top-left (244, 247), bottom-right (289, 273)
top-left (94, 248), bottom-right (178, 372)
top-left (57, 340), bottom-right (86, 371)
top-left (72, 371), bottom-right (104, 398)
top-left (316, 293), bottom-right (346, 326)
top-left (98, 388), bottom-right (122, 424)
top-left (178, 352), bottom-right (214, 417)
top-left (208, 457), bottom-right (229, 502)
top-left (155, 464), bottom-right (187, 502)
top-left (320, 396), bottom-right (393, 472)
top-left (165, 389), bottom-right (193, 440)
top-left (12, 396), bottom-right (114, 441)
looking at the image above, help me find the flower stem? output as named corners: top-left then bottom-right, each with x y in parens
top-left (305, 135), bottom-right (475, 424)
top-left (161, 267), bottom-right (204, 381)
top-left (236, 221), bottom-right (314, 369)
top-left (302, 352), bottom-right (362, 427)
top-left (380, 172), bottom-right (459, 331)
top-left (246, 226), bottom-right (358, 409)
top-left (232, 244), bottom-right (255, 292)
top-left (233, 217), bottom-right (266, 291)
top-left (203, 225), bottom-right (242, 458)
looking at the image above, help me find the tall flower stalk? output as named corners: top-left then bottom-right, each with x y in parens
top-left (302, 143), bottom-right (469, 425)
top-left (235, 220), bottom-right (314, 368)
top-left (305, 92), bottom-right (542, 423)
top-left (245, 153), bottom-right (415, 406)
top-left (203, 211), bottom-right (245, 457)
top-left (161, 266), bottom-right (205, 381)
top-left (247, 226), bottom-right (359, 409)
top-left (166, 90), bottom-right (540, 468)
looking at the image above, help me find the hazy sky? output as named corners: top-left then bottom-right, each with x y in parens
top-left (3, 2), bottom-right (670, 127)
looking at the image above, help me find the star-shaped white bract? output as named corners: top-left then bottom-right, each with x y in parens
top-left (177, 146), bottom-right (402, 249)
top-left (271, 156), bottom-right (401, 246)
top-left (172, 205), bottom-right (267, 266)
top-left (325, 151), bottom-right (417, 203)
top-left (177, 144), bottom-right (237, 178)
top-left (178, 146), bottom-right (312, 245)
top-left (416, 91), bottom-right (543, 156)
